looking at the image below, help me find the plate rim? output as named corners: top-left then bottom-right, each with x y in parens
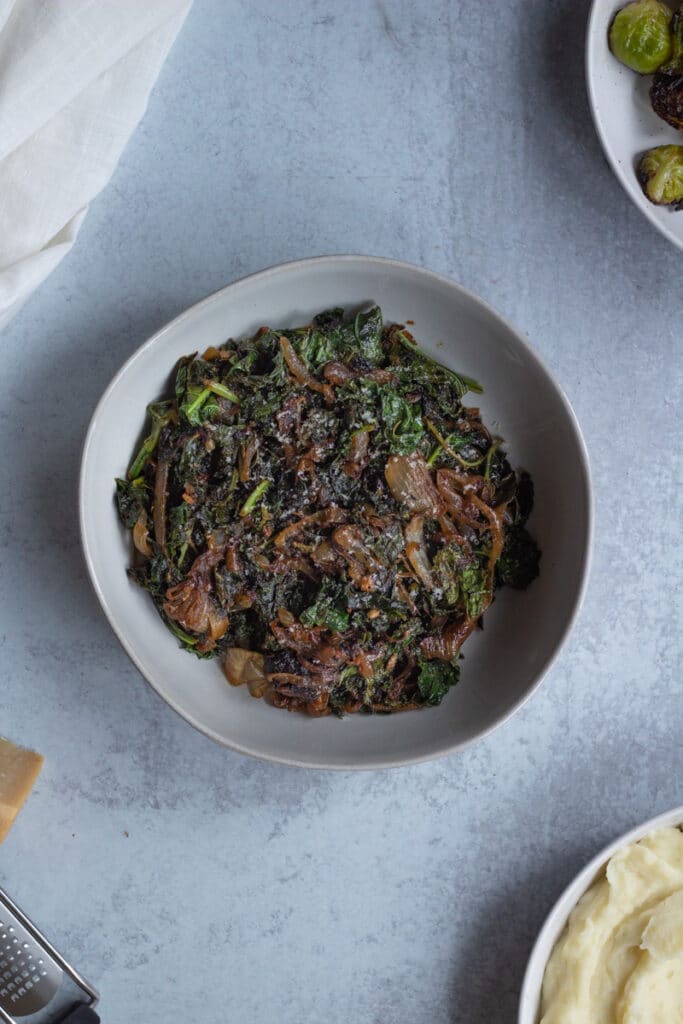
top-left (518, 803), bottom-right (683, 1022)
top-left (585, 0), bottom-right (683, 253)
top-left (79, 254), bottom-right (594, 770)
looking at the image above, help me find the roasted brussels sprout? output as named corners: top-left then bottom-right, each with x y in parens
top-left (609, 0), bottom-right (673, 74)
top-left (650, 8), bottom-right (683, 128)
top-left (637, 144), bottom-right (683, 206)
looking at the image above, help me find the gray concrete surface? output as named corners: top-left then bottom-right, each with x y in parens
top-left (0, 1), bottom-right (680, 1021)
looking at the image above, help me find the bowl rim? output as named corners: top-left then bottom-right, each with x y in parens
top-left (585, 0), bottom-right (683, 253)
top-left (518, 802), bottom-right (683, 1023)
top-left (79, 254), bottom-right (594, 769)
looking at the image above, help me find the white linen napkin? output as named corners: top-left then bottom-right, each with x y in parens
top-left (0, 0), bottom-right (192, 330)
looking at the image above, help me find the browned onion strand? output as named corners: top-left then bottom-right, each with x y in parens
top-left (279, 335), bottom-right (334, 405)
top-left (119, 308), bottom-right (539, 716)
top-left (404, 515), bottom-right (433, 590)
top-left (385, 453), bottom-right (441, 516)
top-left (152, 456), bottom-right (169, 555)
top-left (133, 516), bottom-right (153, 557)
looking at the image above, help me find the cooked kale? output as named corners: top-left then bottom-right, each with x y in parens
top-left (115, 478), bottom-right (147, 529)
top-left (495, 527), bottom-right (542, 590)
top-left (116, 307), bottom-right (540, 716)
top-left (417, 660), bottom-right (461, 706)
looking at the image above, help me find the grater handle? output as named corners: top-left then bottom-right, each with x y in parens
top-left (60, 1008), bottom-right (100, 1023)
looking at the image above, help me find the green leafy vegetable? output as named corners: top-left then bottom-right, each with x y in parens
top-left (354, 307), bottom-right (384, 363)
top-left (495, 526), bottom-right (541, 590)
top-left (417, 660), bottom-right (461, 706)
top-left (166, 503), bottom-right (194, 570)
top-left (433, 546), bottom-right (489, 618)
top-left (300, 579), bottom-right (350, 633)
top-left (239, 480), bottom-right (270, 517)
top-left (297, 328), bottom-right (340, 370)
top-left (205, 380), bottom-right (240, 403)
top-left (115, 478), bottom-right (147, 528)
top-left (389, 325), bottom-right (483, 396)
top-left (127, 401), bottom-right (174, 478)
top-left (380, 388), bottom-right (424, 454)
top-left (116, 306), bottom-right (539, 717)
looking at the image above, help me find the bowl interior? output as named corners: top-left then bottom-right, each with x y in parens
top-left (518, 805), bottom-right (683, 1023)
top-left (80, 256), bottom-right (591, 768)
top-left (587, 0), bottom-right (683, 252)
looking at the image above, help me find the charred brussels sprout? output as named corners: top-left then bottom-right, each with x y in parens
top-left (637, 144), bottom-right (683, 206)
top-left (651, 8), bottom-right (683, 128)
top-left (609, 0), bottom-right (673, 74)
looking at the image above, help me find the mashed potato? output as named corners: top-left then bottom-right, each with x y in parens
top-left (541, 826), bottom-right (683, 1024)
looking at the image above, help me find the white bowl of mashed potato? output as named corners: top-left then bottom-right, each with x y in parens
top-left (519, 805), bottom-right (683, 1024)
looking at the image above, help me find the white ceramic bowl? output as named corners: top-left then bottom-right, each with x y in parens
top-left (80, 255), bottom-right (592, 769)
top-left (519, 804), bottom-right (683, 1023)
top-left (587, 0), bottom-right (683, 251)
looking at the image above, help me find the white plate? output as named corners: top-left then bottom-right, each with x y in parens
top-left (79, 256), bottom-right (592, 769)
top-left (587, 0), bottom-right (683, 251)
top-left (519, 804), bottom-right (683, 1023)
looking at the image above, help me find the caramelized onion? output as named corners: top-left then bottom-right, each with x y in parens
top-left (343, 430), bottom-right (370, 478)
top-left (133, 516), bottom-right (152, 557)
top-left (277, 607), bottom-right (295, 626)
top-left (322, 361), bottom-right (353, 384)
top-left (122, 307), bottom-right (537, 719)
top-left (279, 335), bottom-right (334, 404)
top-left (404, 515), bottom-right (432, 589)
top-left (276, 394), bottom-right (304, 443)
top-left (208, 608), bottom-right (229, 641)
top-left (322, 362), bottom-right (394, 385)
top-left (270, 621), bottom-right (324, 653)
top-left (436, 470), bottom-right (489, 531)
top-left (332, 524), bottom-right (384, 589)
top-left (225, 543), bottom-right (241, 573)
top-left (163, 547), bottom-right (224, 636)
top-left (267, 672), bottom-right (310, 688)
top-left (196, 608), bottom-right (229, 653)
top-left (310, 540), bottom-right (344, 572)
top-left (436, 514), bottom-right (472, 554)
top-left (270, 554), bottom-right (319, 581)
top-left (223, 648), bottom-right (268, 697)
top-left (273, 507), bottom-right (345, 549)
top-left (153, 456), bottom-right (169, 554)
top-left (206, 530), bottom-right (225, 554)
top-left (384, 453), bottom-right (441, 515)
top-left (370, 700), bottom-right (421, 713)
top-left (164, 578), bottom-right (213, 635)
top-left (239, 433), bottom-right (257, 483)
top-left (306, 692), bottom-right (331, 717)
top-left (202, 346), bottom-right (234, 361)
top-left (469, 494), bottom-right (505, 581)
top-left (353, 649), bottom-right (375, 679)
top-left (395, 579), bottom-right (419, 615)
top-left (436, 467), bottom-right (488, 499)
top-left (420, 617), bottom-right (478, 661)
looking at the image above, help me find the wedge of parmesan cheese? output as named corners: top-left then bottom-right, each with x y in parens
top-left (0, 737), bottom-right (43, 842)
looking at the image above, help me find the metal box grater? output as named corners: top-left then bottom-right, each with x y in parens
top-left (0, 890), bottom-right (99, 1023)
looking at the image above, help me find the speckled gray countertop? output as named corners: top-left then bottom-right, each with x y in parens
top-left (0, 1), bottom-right (680, 1021)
